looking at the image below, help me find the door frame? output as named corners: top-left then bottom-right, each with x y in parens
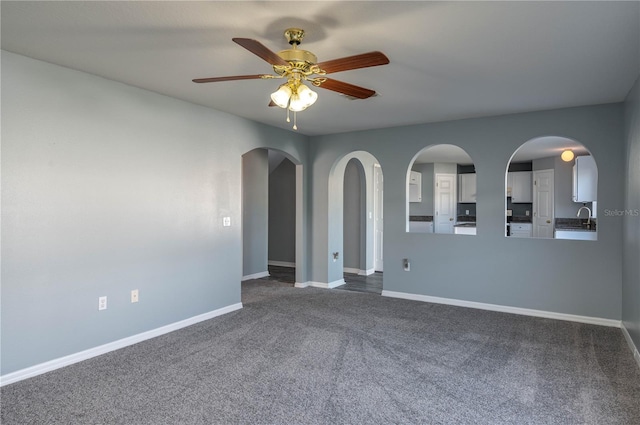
top-left (373, 163), bottom-right (383, 272)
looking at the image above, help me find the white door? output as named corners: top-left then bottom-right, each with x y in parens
top-left (533, 169), bottom-right (554, 238)
top-left (435, 173), bottom-right (456, 234)
top-left (373, 164), bottom-right (384, 272)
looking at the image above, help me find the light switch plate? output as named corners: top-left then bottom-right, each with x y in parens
top-left (223, 217), bottom-right (231, 227)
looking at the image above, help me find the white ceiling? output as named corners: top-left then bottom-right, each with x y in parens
top-left (2, 1), bottom-right (639, 136)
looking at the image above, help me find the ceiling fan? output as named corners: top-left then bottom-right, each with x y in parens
top-left (192, 28), bottom-right (390, 129)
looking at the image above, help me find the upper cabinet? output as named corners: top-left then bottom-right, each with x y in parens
top-left (409, 170), bottom-right (422, 202)
top-left (509, 171), bottom-right (532, 203)
top-left (573, 155), bottom-right (597, 202)
top-left (458, 173), bottom-right (477, 203)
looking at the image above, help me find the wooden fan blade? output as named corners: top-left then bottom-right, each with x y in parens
top-left (192, 74), bottom-right (267, 83)
top-left (317, 78), bottom-right (376, 99)
top-left (233, 38), bottom-right (289, 66)
top-left (316, 51), bottom-right (389, 74)
top-left (268, 100), bottom-right (277, 107)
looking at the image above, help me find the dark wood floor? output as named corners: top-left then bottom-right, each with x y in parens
top-left (265, 265), bottom-right (383, 295)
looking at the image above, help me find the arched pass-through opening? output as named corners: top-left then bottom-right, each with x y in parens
top-left (325, 151), bottom-right (383, 292)
top-left (241, 148), bottom-right (307, 286)
top-left (505, 136), bottom-right (598, 240)
top-left (406, 144), bottom-right (476, 235)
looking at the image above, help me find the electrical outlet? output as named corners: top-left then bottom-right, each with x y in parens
top-left (223, 217), bottom-right (231, 227)
top-left (98, 296), bottom-right (107, 311)
top-left (526, 210), bottom-right (530, 216)
top-left (403, 258), bottom-right (410, 271)
top-left (131, 289), bottom-right (139, 303)
top-left (466, 209), bottom-right (470, 215)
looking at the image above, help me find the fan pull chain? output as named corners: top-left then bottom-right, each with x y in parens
top-left (293, 111), bottom-right (298, 130)
top-left (286, 108), bottom-right (290, 123)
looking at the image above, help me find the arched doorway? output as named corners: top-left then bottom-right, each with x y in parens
top-left (325, 151), bottom-right (383, 291)
top-left (241, 148), bottom-right (307, 285)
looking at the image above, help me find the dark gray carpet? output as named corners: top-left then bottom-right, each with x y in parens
top-left (2, 280), bottom-right (640, 424)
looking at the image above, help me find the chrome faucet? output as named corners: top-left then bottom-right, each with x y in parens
top-left (577, 206), bottom-right (592, 225)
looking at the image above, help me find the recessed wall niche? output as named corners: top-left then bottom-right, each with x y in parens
top-left (506, 136), bottom-right (598, 240)
top-left (406, 144), bottom-right (476, 235)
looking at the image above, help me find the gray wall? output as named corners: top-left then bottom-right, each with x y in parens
top-left (1, 51), bottom-right (309, 375)
top-left (623, 75), bottom-right (640, 351)
top-left (343, 159), bottom-right (364, 270)
top-left (243, 149), bottom-right (268, 276)
top-left (268, 157), bottom-right (296, 264)
top-left (310, 103), bottom-right (625, 320)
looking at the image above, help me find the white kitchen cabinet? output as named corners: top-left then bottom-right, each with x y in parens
top-left (573, 155), bottom-right (597, 202)
top-left (409, 171), bottom-right (422, 202)
top-left (510, 222), bottom-right (532, 238)
top-left (510, 171), bottom-right (532, 203)
top-left (458, 173), bottom-right (477, 203)
top-left (454, 226), bottom-right (476, 235)
top-left (409, 221), bottom-right (433, 233)
top-left (554, 230), bottom-right (596, 241)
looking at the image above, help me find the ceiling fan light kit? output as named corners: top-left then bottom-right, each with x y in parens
top-left (193, 28), bottom-right (389, 130)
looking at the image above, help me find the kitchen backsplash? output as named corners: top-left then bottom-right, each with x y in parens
top-left (457, 203), bottom-right (476, 217)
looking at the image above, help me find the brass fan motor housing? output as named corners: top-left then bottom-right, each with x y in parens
top-left (277, 49), bottom-right (318, 71)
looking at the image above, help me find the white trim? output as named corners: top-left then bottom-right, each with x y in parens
top-left (381, 290), bottom-right (621, 328)
top-left (0, 303), bottom-right (243, 387)
top-left (359, 268), bottom-right (376, 276)
top-left (622, 324), bottom-right (640, 370)
top-left (268, 261), bottom-right (295, 268)
top-left (343, 267), bottom-right (360, 275)
top-left (241, 271), bottom-right (269, 281)
top-left (308, 279), bottom-right (345, 289)
top-left (294, 281), bottom-right (310, 288)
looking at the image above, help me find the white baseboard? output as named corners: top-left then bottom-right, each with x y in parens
top-left (358, 268), bottom-right (375, 276)
top-left (268, 261), bottom-right (295, 268)
top-left (622, 323), bottom-right (640, 370)
top-left (241, 271), bottom-right (269, 281)
top-left (381, 290), bottom-right (621, 328)
top-left (308, 279), bottom-right (345, 289)
top-left (294, 281), bottom-right (310, 288)
top-left (0, 303), bottom-right (243, 387)
top-left (343, 267), bottom-right (360, 275)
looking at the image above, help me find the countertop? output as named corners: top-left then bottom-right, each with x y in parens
top-left (555, 218), bottom-right (596, 232)
top-left (509, 216), bottom-right (532, 223)
top-left (409, 215), bottom-right (433, 222)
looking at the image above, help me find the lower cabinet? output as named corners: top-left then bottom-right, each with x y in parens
top-left (554, 230), bottom-right (597, 241)
top-left (454, 226), bottom-right (476, 235)
top-left (409, 221), bottom-right (433, 233)
top-left (510, 223), bottom-right (532, 238)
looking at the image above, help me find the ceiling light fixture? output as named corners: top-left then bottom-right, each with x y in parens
top-left (192, 28), bottom-right (389, 132)
top-left (561, 149), bottom-right (575, 162)
top-left (270, 79), bottom-right (318, 130)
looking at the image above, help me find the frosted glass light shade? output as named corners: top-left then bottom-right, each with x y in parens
top-left (561, 149), bottom-right (574, 162)
top-left (288, 84), bottom-right (317, 112)
top-left (270, 84), bottom-right (292, 108)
